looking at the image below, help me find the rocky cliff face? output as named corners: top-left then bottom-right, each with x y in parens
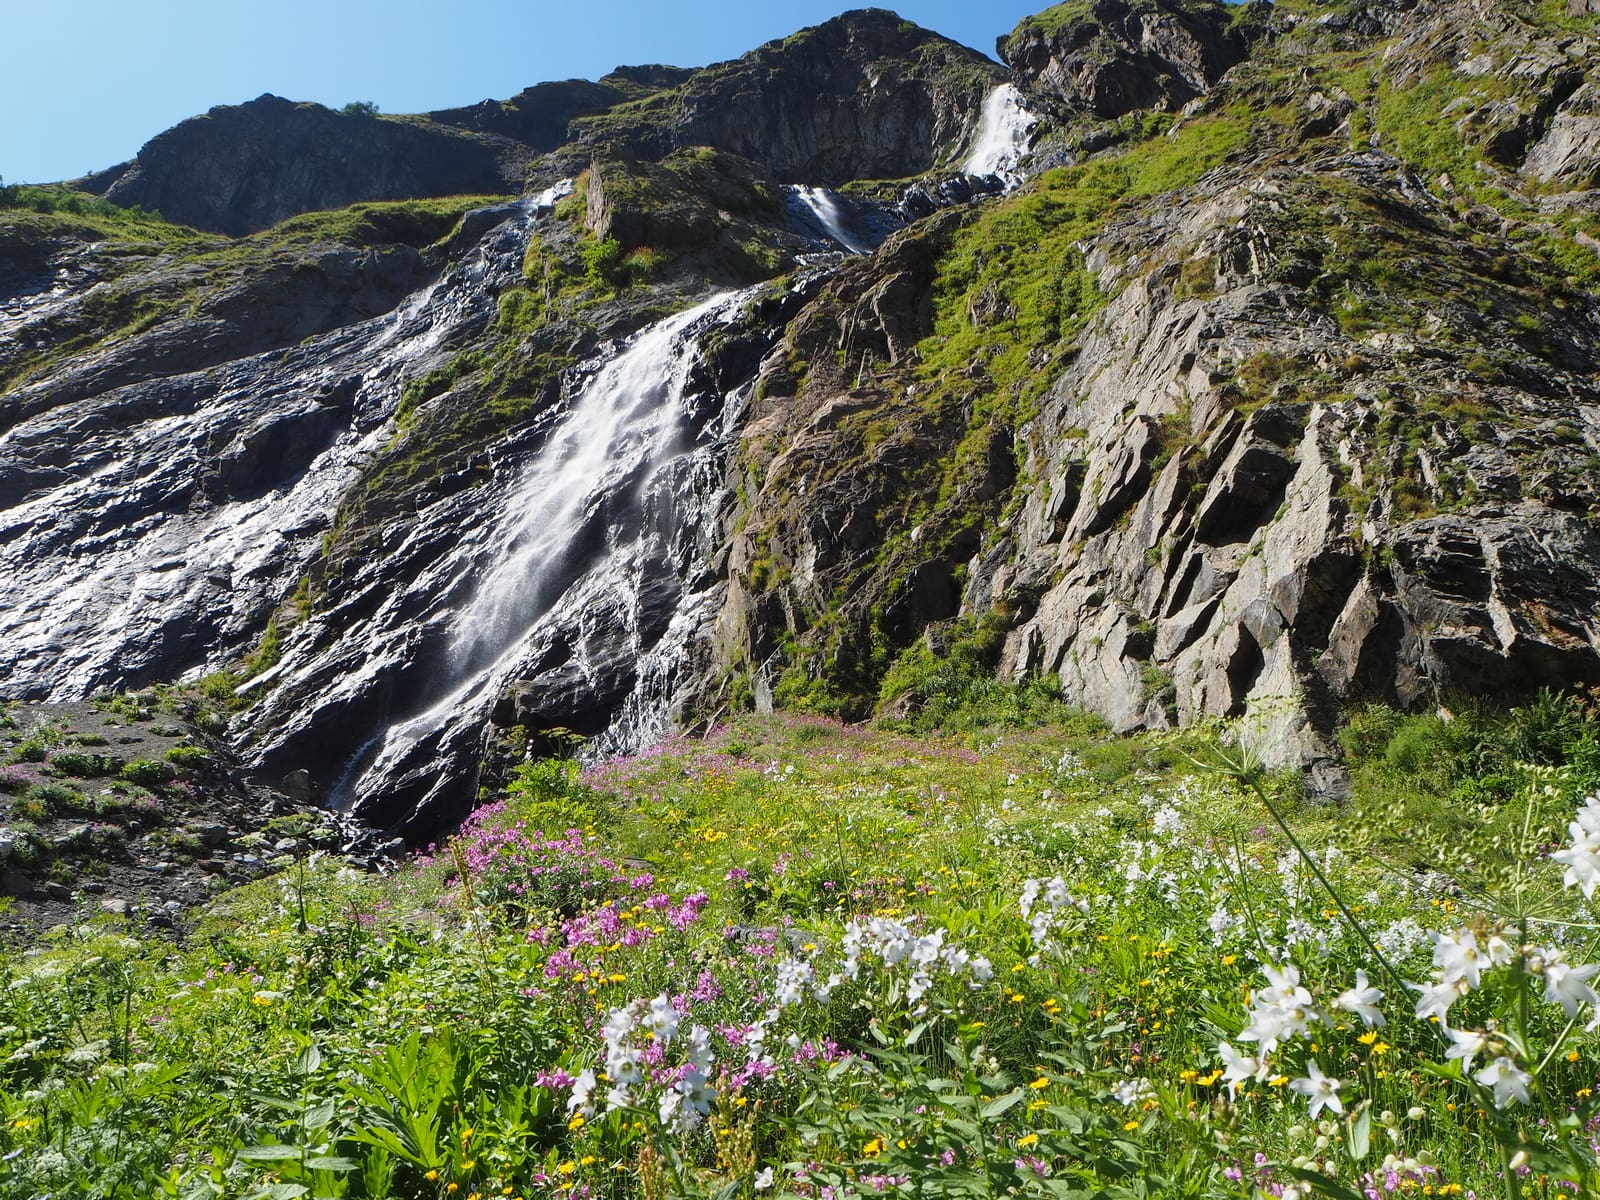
top-left (711, 0), bottom-right (1600, 784)
top-left (566, 9), bottom-right (1004, 184)
top-left (5, 1), bottom-right (1600, 837)
top-left (69, 11), bottom-right (1000, 237)
top-left (78, 96), bottom-right (531, 236)
top-left (1000, 0), bottom-right (1255, 123)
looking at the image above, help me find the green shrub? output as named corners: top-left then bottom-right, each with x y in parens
top-left (47, 750), bottom-right (119, 778)
top-left (163, 745), bottom-right (208, 769)
top-left (581, 236), bottom-right (626, 289)
top-left (8, 739), bottom-right (50, 764)
top-left (18, 780), bottom-right (82, 818)
top-left (119, 759), bottom-right (170, 787)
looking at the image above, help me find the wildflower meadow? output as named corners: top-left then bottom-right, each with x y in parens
top-left (2, 693), bottom-right (1599, 1199)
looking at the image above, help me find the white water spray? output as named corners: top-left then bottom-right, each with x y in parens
top-left (786, 185), bottom-right (875, 254)
top-left (962, 83), bottom-right (1036, 186)
top-left (338, 289), bottom-right (755, 803)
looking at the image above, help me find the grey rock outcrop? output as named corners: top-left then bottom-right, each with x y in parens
top-left (710, 0), bottom-right (1600, 783)
top-left (1001, 0), bottom-right (1254, 121)
top-left (636, 9), bottom-right (1004, 183)
top-left (79, 95), bottom-right (529, 236)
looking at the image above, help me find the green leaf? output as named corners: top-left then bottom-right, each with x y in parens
top-left (1345, 1105), bottom-right (1371, 1162)
top-left (1286, 1167), bottom-right (1366, 1200)
top-left (295, 1042), bottom-right (323, 1077)
top-left (981, 1089), bottom-right (1024, 1119)
top-left (943, 1118), bottom-right (981, 1141)
top-left (236, 1144), bottom-right (305, 1162)
top-left (303, 1155), bottom-right (358, 1171)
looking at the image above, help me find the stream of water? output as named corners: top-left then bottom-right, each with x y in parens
top-left (962, 83), bottom-right (1036, 186)
top-left (334, 288), bottom-right (757, 808)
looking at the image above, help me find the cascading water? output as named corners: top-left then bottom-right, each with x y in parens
top-left (961, 83), bottom-right (1036, 186)
top-left (784, 185), bottom-right (876, 254)
top-left (324, 288), bottom-right (760, 825)
top-left (0, 195), bottom-right (542, 701)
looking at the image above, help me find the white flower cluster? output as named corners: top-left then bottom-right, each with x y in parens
top-left (1411, 923), bottom-right (1597, 1108)
top-left (1019, 876), bottom-right (1088, 953)
top-left (840, 916), bottom-right (993, 1003)
top-left (567, 993), bottom-right (716, 1130)
top-left (1217, 961), bottom-right (1384, 1114)
top-left (1374, 916), bottom-right (1431, 961)
top-left (1111, 1077), bottom-right (1154, 1107)
top-left (1552, 793), bottom-right (1600, 898)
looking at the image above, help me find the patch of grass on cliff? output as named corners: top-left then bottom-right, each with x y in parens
top-left (254, 194), bottom-right (510, 251)
top-left (908, 110), bottom-right (1257, 513)
top-left (1006, 0), bottom-right (1232, 46)
top-left (0, 183), bottom-right (197, 242)
top-left (1373, 68), bottom-right (1515, 188)
top-left (0, 197), bottom-right (209, 255)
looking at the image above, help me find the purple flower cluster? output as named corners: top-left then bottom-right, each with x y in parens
top-left (425, 815), bottom-right (630, 914)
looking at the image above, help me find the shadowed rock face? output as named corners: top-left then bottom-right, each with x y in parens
top-left (628, 9), bottom-right (1006, 184)
top-left (1000, 0), bottom-right (1254, 121)
top-left (79, 95), bottom-right (530, 236)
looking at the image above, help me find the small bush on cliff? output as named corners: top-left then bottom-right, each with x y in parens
top-left (582, 235), bottom-right (627, 289)
top-left (119, 758), bottom-right (169, 787)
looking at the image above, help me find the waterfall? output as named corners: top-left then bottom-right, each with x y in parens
top-left (784, 185), bottom-right (875, 254)
top-left (961, 84), bottom-right (1036, 186)
top-left (331, 288), bottom-right (757, 814)
top-left (0, 196), bottom-right (539, 702)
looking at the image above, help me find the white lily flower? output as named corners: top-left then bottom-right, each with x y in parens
top-left (1575, 794), bottom-right (1600, 838)
top-left (1217, 1041), bottom-right (1263, 1095)
top-left (1412, 976), bottom-right (1467, 1027)
top-left (1431, 928), bottom-right (1486, 989)
top-left (1475, 1056), bottom-right (1531, 1108)
top-left (773, 958), bottom-right (814, 1007)
top-left (1289, 1061), bottom-right (1343, 1118)
top-left (1334, 970), bottom-right (1386, 1028)
top-left (1540, 950), bottom-right (1600, 1017)
top-left (566, 1069), bottom-right (597, 1117)
top-left (1444, 1027), bottom-right (1488, 1074)
top-left (1553, 798), bottom-right (1600, 896)
top-left (646, 993), bottom-right (680, 1045)
top-left (1483, 930), bottom-right (1516, 967)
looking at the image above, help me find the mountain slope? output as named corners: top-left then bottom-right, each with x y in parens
top-left (709, 0), bottom-right (1600, 783)
top-left (2, 0), bottom-right (1598, 836)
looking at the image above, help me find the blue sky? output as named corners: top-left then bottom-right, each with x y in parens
top-left (1, 1), bottom-right (1053, 184)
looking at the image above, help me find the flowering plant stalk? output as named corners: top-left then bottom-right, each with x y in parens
top-left (1202, 741), bottom-right (1600, 1199)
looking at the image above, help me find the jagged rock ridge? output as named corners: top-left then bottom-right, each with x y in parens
top-left (73, 10), bottom-right (1002, 237)
top-left (710, 0), bottom-right (1600, 783)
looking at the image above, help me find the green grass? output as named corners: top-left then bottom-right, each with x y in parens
top-left (0, 183), bottom-right (202, 247)
top-left (1, 692), bottom-right (1597, 1196)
